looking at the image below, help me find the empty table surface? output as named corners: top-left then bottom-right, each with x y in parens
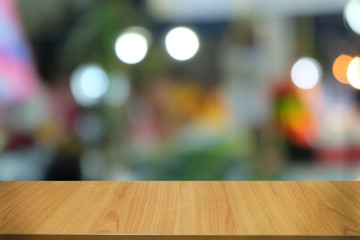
top-left (0, 181), bottom-right (359, 239)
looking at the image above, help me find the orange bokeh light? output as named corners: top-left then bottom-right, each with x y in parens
top-left (332, 54), bottom-right (352, 84)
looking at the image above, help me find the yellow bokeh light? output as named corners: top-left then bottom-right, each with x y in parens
top-left (347, 57), bottom-right (360, 89)
top-left (332, 54), bottom-right (352, 84)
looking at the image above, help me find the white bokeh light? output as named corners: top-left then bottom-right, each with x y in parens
top-left (291, 57), bottom-right (322, 89)
top-left (344, 0), bottom-right (360, 35)
top-left (347, 57), bottom-right (360, 89)
top-left (104, 72), bottom-right (131, 107)
top-left (165, 27), bottom-right (199, 61)
top-left (115, 27), bottom-right (149, 64)
top-left (70, 64), bottom-right (109, 107)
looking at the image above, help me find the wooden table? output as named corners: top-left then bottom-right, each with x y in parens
top-left (0, 181), bottom-right (359, 239)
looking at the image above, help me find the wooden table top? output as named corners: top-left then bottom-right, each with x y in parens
top-left (0, 181), bottom-right (359, 239)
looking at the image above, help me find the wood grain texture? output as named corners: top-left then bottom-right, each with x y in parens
top-left (0, 181), bottom-right (359, 239)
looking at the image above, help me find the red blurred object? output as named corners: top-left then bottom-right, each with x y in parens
top-left (316, 146), bottom-right (360, 164)
top-left (6, 133), bottom-right (34, 150)
top-left (272, 76), bottom-right (316, 148)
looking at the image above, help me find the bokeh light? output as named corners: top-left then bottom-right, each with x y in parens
top-left (165, 27), bottom-right (199, 61)
top-left (0, 128), bottom-right (7, 151)
top-left (347, 56), bottom-right (360, 89)
top-left (332, 54), bottom-right (352, 84)
top-left (80, 149), bottom-right (107, 180)
top-left (70, 64), bottom-right (109, 107)
top-left (115, 27), bottom-right (150, 64)
top-left (104, 72), bottom-right (131, 107)
top-left (344, 0), bottom-right (360, 35)
top-left (291, 57), bottom-right (322, 89)
top-left (74, 112), bottom-right (105, 144)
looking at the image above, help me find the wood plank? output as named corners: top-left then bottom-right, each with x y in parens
top-left (0, 181), bottom-right (359, 238)
top-left (1, 235), bottom-right (360, 240)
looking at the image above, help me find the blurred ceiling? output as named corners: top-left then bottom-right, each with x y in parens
top-left (16, 0), bottom-right (349, 31)
top-left (147, 0), bottom-right (348, 21)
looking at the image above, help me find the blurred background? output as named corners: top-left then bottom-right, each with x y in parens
top-left (1, 0), bottom-right (360, 180)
